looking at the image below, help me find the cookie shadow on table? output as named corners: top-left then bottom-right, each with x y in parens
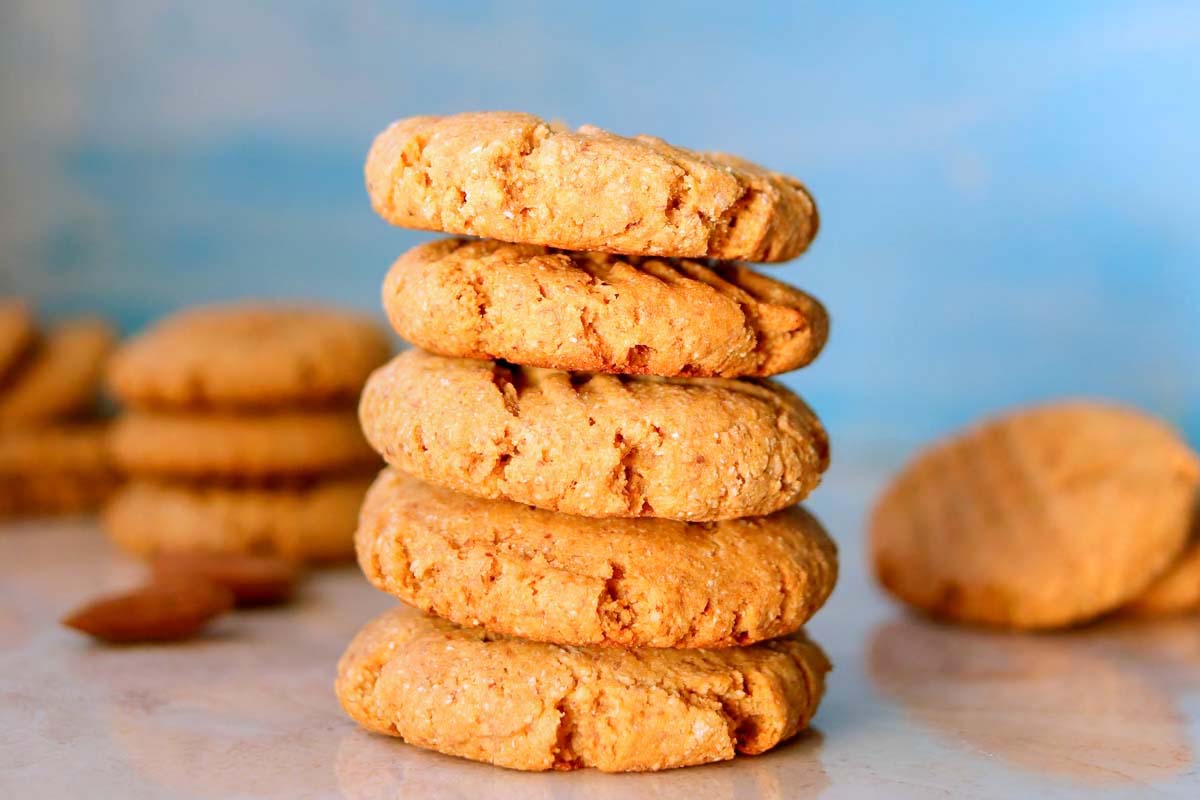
top-left (866, 613), bottom-right (1198, 786)
top-left (335, 725), bottom-right (828, 799)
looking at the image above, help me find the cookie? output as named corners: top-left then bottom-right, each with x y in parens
top-left (336, 606), bottom-right (829, 772)
top-left (1122, 538), bottom-right (1200, 618)
top-left (0, 318), bottom-right (115, 428)
top-left (383, 239), bottom-right (829, 378)
top-left (0, 299), bottom-right (35, 384)
top-left (0, 423), bottom-right (119, 517)
top-left (107, 304), bottom-right (392, 411)
top-left (870, 402), bottom-right (1200, 629)
top-left (110, 410), bottom-right (378, 480)
top-left (357, 469), bottom-right (837, 648)
top-left (365, 112), bottom-right (818, 262)
top-left (103, 476), bottom-right (372, 562)
top-left (360, 349), bottom-right (829, 521)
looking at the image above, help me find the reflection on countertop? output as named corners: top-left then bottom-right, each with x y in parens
top-left (868, 614), bottom-right (1197, 785)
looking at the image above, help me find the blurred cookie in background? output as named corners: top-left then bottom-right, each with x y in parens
top-left (0, 423), bottom-right (119, 518)
top-left (104, 477), bottom-right (372, 564)
top-left (107, 304), bottom-right (392, 411)
top-left (0, 301), bottom-right (120, 519)
top-left (103, 303), bottom-right (391, 563)
top-left (110, 410), bottom-right (378, 481)
top-left (870, 401), bottom-right (1200, 630)
top-left (0, 316), bottom-right (116, 429)
top-left (0, 299), bottom-right (36, 385)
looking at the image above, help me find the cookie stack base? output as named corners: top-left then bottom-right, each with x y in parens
top-left (336, 607), bottom-right (829, 772)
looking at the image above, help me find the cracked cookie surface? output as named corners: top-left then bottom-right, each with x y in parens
top-left (359, 349), bottom-right (829, 521)
top-left (336, 606), bottom-right (829, 772)
top-left (384, 239), bottom-right (828, 377)
top-left (366, 112), bottom-right (818, 262)
top-left (104, 476), bottom-right (372, 562)
top-left (871, 402), bottom-right (1200, 629)
top-left (108, 304), bottom-right (392, 411)
top-left (111, 410), bottom-right (378, 479)
top-left (357, 469), bottom-right (837, 648)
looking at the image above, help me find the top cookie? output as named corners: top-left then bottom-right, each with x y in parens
top-left (365, 112), bottom-right (818, 262)
top-left (870, 402), bottom-right (1200, 630)
top-left (108, 304), bottom-right (392, 411)
top-left (384, 239), bottom-right (829, 378)
top-left (0, 299), bottom-right (35, 384)
top-left (0, 318), bottom-right (115, 428)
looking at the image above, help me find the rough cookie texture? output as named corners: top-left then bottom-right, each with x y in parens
top-left (357, 469), bottom-right (837, 648)
top-left (384, 239), bottom-right (829, 377)
top-left (108, 304), bottom-right (392, 411)
top-left (870, 402), bottom-right (1200, 629)
top-left (111, 410), bottom-right (378, 479)
top-left (0, 318), bottom-right (115, 428)
top-left (0, 299), bottom-right (35, 384)
top-left (336, 607), bottom-right (829, 772)
top-left (360, 350), bottom-right (829, 521)
top-left (104, 476), bottom-right (372, 562)
top-left (0, 423), bottom-right (119, 517)
top-left (1122, 537), bottom-right (1200, 618)
top-left (365, 112), bottom-right (818, 262)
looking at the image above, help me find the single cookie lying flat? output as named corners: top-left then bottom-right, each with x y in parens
top-left (357, 469), bottom-right (837, 648)
top-left (104, 476), bottom-right (371, 562)
top-left (336, 607), bottom-right (829, 772)
top-left (870, 402), bottom-right (1200, 629)
top-left (383, 239), bottom-right (829, 378)
top-left (0, 299), bottom-right (35, 384)
top-left (110, 410), bottom-right (377, 479)
top-left (366, 112), bottom-right (818, 262)
top-left (108, 304), bottom-right (391, 411)
top-left (359, 350), bottom-right (829, 521)
top-left (0, 423), bottom-right (119, 517)
top-left (0, 318), bottom-right (115, 428)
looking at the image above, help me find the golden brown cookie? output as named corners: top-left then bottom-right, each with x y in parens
top-left (870, 402), bottom-right (1200, 629)
top-left (1122, 537), bottom-right (1200, 618)
top-left (110, 410), bottom-right (378, 480)
top-left (0, 423), bottom-right (119, 517)
top-left (357, 469), bottom-right (837, 648)
top-left (360, 349), bottom-right (829, 521)
top-left (0, 299), bottom-right (35, 384)
top-left (365, 112), bottom-right (818, 262)
top-left (336, 606), bottom-right (829, 772)
top-left (103, 476), bottom-right (371, 563)
top-left (383, 239), bottom-right (829, 378)
top-left (0, 318), bottom-right (115, 428)
top-left (107, 304), bottom-right (392, 411)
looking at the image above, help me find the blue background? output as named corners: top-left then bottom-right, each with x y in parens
top-left (2, 1), bottom-right (1197, 453)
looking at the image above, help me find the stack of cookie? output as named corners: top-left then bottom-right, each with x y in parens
top-left (103, 305), bottom-right (392, 563)
top-left (0, 299), bottom-right (119, 518)
top-left (337, 112), bottom-right (839, 772)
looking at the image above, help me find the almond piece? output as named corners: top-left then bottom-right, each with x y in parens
top-left (62, 579), bottom-right (235, 643)
top-left (151, 554), bottom-right (301, 607)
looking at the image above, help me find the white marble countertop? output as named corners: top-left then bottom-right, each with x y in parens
top-left (3, 461), bottom-right (1198, 799)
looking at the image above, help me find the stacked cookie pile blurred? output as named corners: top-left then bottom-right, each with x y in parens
top-left (103, 305), bottom-right (391, 563)
top-left (337, 112), bottom-right (839, 772)
top-left (0, 299), bottom-right (118, 517)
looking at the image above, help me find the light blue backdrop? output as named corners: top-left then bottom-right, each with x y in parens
top-left (3, 1), bottom-right (1197, 451)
